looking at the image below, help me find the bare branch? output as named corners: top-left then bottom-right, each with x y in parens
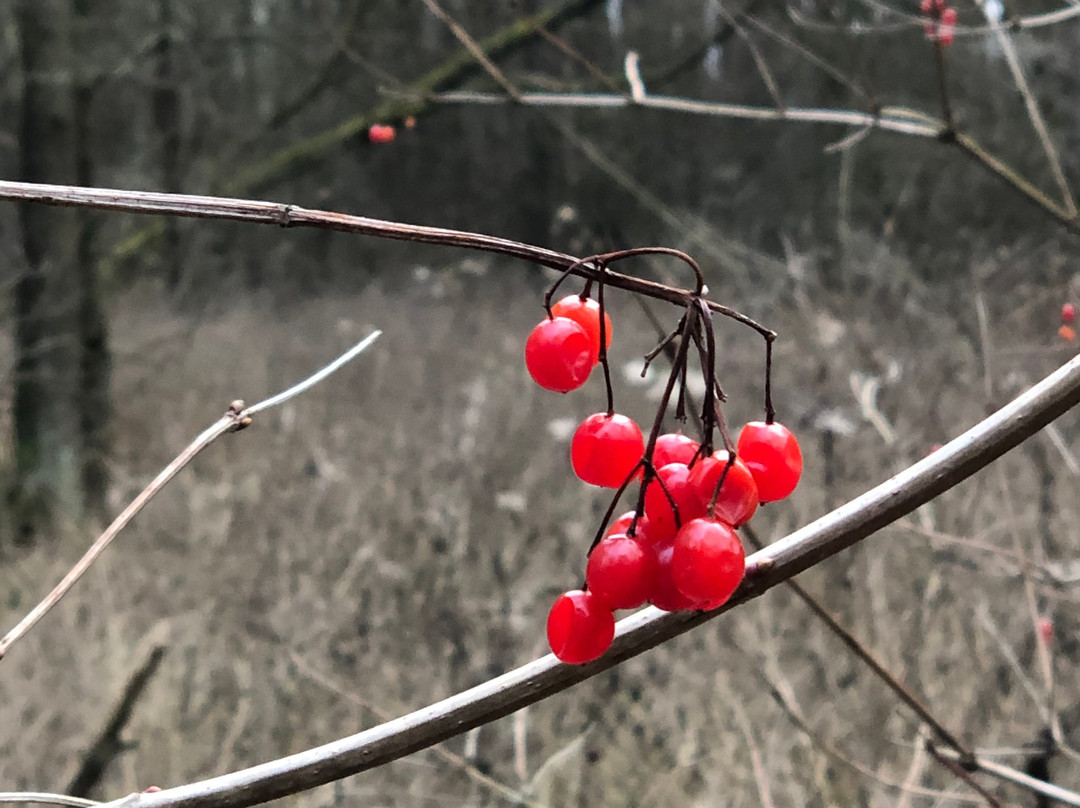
top-left (933, 745), bottom-right (1080, 807)
top-left (0, 796), bottom-right (98, 808)
top-left (92, 353), bottom-right (1080, 808)
top-left (0, 180), bottom-right (765, 317)
top-left (0, 333), bottom-right (381, 660)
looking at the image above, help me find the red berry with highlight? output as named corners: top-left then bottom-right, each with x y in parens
top-left (671, 518), bottom-right (745, 606)
top-left (586, 534), bottom-right (659, 610)
top-left (1063, 303), bottom-right (1076, 325)
top-left (687, 452), bottom-right (759, 526)
top-left (644, 463), bottom-right (706, 531)
top-left (652, 432), bottom-right (701, 469)
top-left (525, 317), bottom-right (594, 393)
top-left (737, 421), bottom-right (803, 502)
top-left (550, 294), bottom-right (612, 365)
top-left (571, 412), bottom-right (645, 488)
top-left (546, 589), bottom-right (615, 664)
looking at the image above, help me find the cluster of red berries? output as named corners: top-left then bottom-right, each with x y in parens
top-left (920, 0), bottom-right (958, 46)
top-left (524, 296), bottom-right (803, 665)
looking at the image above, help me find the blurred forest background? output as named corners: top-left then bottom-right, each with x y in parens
top-left (2, 0), bottom-right (1080, 805)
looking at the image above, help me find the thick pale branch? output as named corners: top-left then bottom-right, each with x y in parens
top-left (97, 353), bottom-right (1080, 808)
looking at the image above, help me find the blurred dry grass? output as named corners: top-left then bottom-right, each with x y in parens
top-left (1, 248), bottom-right (1079, 807)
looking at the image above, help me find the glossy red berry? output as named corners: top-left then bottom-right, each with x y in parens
top-left (546, 589), bottom-right (615, 664)
top-left (550, 295), bottom-right (612, 365)
top-left (607, 511), bottom-right (638, 537)
top-left (571, 413), bottom-right (645, 488)
top-left (652, 432), bottom-right (701, 469)
top-left (1063, 303), bottom-right (1076, 325)
top-left (586, 534), bottom-right (659, 610)
top-left (736, 421), bottom-right (803, 502)
top-left (671, 518), bottom-right (745, 606)
top-left (687, 452), bottom-right (759, 526)
top-left (649, 542), bottom-right (699, 612)
top-left (644, 463), bottom-right (706, 531)
top-left (368, 124), bottom-right (396, 143)
top-left (525, 317), bottom-right (594, 393)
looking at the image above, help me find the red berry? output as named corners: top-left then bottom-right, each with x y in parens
top-left (940, 6), bottom-right (957, 23)
top-left (1063, 303), bottom-right (1076, 325)
top-left (652, 432), bottom-right (701, 469)
top-left (550, 295), bottom-right (612, 366)
top-left (571, 413), bottom-right (645, 488)
top-left (368, 124), bottom-right (396, 143)
top-left (546, 589), bottom-right (615, 664)
top-left (607, 510), bottom-right (637, 537)
top-left (687, 452), bottom-right (759, 526)
top-left (1038, 618), bottom-right (1054, 646)
top-left (736, 422), bottom-right (803, 502)
top-left (586, 534), bottom-right (659, 610)
top-left (524, 317), bottom-right (594, 393)
top-left (644, 463), bottom-right (706, 531)
top-left (649, 543), bottom-right (699, 612)
top-left (671, 518), bottom-right (745, 606)
top-left (637, 513), bottom-right (675, 548)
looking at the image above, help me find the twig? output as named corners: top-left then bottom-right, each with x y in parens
top-left (423, 89), bottom-right (1080, 235)
top-left (975, 0), bottom-right (1077, 217)
top-left (68, 646), bottom-right (168, 797)
top-left (623, 52), bottom-right (645, 102)
top-left (933, 745), bottom-right (1080, 807)
top-left (0, 180), bottom-right (767, 317)
top-left (925, 743), bottom-right (1003, 808)
top-left (430, 89), bottom-right (940, 136)
top-left (419, 0), bottom-right (523, 101)
top-left (92, 352), bottom-right (1080, 808)
top-left (0, 796), bottom-right (97, 808)
top-left (742, 526), bottom-right (972, 760)
top-left (0, 332), bottom-right (381, 660)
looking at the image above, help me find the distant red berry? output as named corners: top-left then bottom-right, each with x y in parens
top-left (571, 413), bottom-right (645, 488)
top-left (1038, 618), bottom-right (1054, 646)
top-left (525, 317), bottom-right (594, 393)
top-left (547, 589), bottom-right (615, 664)
top-left (652, 432), bottom-right (701, 469)
top-left (587, 534), bottom-right (659, 610)
top-left (736, 422), bottom-right (803, 502)
top-left (550, 295), bottom-right (612, 366)
top-left (1063, 303), bottom-right (1076, 325)
top-left (368, 124), bottom-right (396, 143)
top-left (671, 518), bottom-right (745, 606)
top-left (644, 463), bottom-right (706, 531)
top-left (687, 452), bottom-right (760, 525)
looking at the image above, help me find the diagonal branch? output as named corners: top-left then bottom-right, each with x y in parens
top-left (0, 332), bottom-right (382, 661)
top-left (93, 352), bottom-right (1080, 808)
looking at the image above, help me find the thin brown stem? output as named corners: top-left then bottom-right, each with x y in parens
top-left (419, 0), bottom-right (523, 101)
top-left (0, 180), bottom-right (761, 318)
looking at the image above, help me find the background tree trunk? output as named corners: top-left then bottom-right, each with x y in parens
top-left (14, 0), bottom-right (86, 539)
